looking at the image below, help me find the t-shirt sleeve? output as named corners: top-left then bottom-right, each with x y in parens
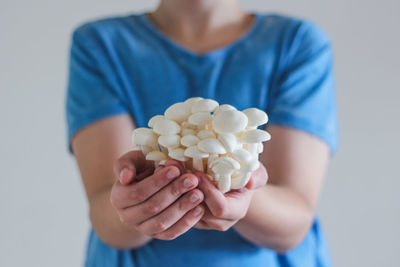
top-left (65, 25), bottom-right (129, 151)
top-left (267, 20), bottom-right (339, 154)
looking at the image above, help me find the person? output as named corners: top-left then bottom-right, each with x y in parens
top-left (66, 0), bottom-right (338, 266)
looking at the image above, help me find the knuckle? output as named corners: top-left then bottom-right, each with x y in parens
top-left (131, 188), bottom-right (146, 203)
top-left (146, 202), bottom-right (160, 216)
top-left (154, 219), bottom-right (168, 232)
top-left (214, 205), bottom-right (227, 217)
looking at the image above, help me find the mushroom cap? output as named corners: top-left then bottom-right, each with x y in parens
top-left (197, 129), bottom-right (216, 139)
top-left (232, 148), bottom-right (253, 162)
top-left (217, 133), bottom-right (240, 153)
top-left (197, 138), bottom-right (227, 154)
top-left (241, 129), bottom-right (271, 143)
top-left (212, 161), bottom-right (235, 176)
top-left (209, 156), bottom-right (240, 170)
top-left (184, 97), bottom-right (203, 105)
top-left (164, 102), bottom-right (191, 123)
top-left (188, 112), bottom-right (212, 127)
top-left (243, 143), bottom-right (258, 155)
top-left (181, 121), bottom-right (197, 130)
top-left (139, 145), bottom-right (153, 156)
top-left (257, 143), bottom-right (264, 153)
top-left (214, 104), bottom-right (236, 115)
top-left (230, 171), bottom-right (251, 189)
top-left (181, 128), bottom-right (196, 136)
top-left (148, 115), bottom-right (164, 128)
top-left (158, 134), bottom-right (180, 148)
top-left (168, 148), bottom-right (188, 161)
top-left (212, 110), bottom-right (248, 134)
top-left (153, 118), bottom-right (181, 135)
top-left (146, 151), bottom-right (168, 161)
top-left (181, 135), bottom-right (200, 147)
top-left (132, 128), bottom-right (158, 148)
top-left (191, 99), bottom-right (219, 113)
top-left (184, 146), bottom-right (209, 158)
top-left (243, 108), bottom-right (268, 128)
top-left (241, 160), bottom-right (260, 173)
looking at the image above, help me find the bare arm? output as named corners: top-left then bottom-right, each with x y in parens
top-left (233, 125), bottom-right (329, 253)
top-left (71, 114), bottom-right (152, 249)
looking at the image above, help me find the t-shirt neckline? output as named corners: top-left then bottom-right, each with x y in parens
top-left (137, 12), bottom-right (263, 59)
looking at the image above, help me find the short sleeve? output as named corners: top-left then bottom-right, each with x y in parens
top-left (268, 21), bottom-right (339, 155)
top-left (65, 26), bottom-right (128, 151)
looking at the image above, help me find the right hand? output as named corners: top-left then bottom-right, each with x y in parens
top-left (110, 151), bottom-right (205, 240)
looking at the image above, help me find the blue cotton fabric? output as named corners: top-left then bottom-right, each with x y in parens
top-left (66, 13), bottom-right (337, 267)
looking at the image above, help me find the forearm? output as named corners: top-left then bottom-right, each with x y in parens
top-left (233, 184), bottom-right (314, 253)
top-left (89, 187), bottom-right (152, 250)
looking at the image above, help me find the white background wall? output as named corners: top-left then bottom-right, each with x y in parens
top-left (1, 0), bottom-right (399, 266)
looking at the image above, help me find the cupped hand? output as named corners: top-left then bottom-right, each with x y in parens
top-left (111, 151), bottom-right (205, 240)
top-left (194, 164), bottom-right (268, 231)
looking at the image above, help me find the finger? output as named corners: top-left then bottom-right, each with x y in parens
top-left (137, 189), bottom-right (204, 235)
top-left (152, 205), bottom-right (205, 240)
top-left (246, 164), bottom-right (268, 190)
top-left (112, 166), bottom-right (181, 208)
top-left (121, 173), bottom-right (200, 223)
top-left (114, 150), bottom-right (147, 185)
top-left (195, 172), bottom-right (229, 218)
top-left (164, 159), bottom-right (186, 174)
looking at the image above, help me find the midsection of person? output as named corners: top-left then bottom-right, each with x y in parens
top-left (67, 0), bottom-right (337, 266)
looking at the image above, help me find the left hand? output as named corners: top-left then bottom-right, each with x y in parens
top-left (194, 164), bottom-right (268, 231)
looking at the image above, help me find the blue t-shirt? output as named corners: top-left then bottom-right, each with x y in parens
top-left (66, 13), bottom-right (337, 267)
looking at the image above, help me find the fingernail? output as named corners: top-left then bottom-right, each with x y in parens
top-left (183, 178), bottom-right (193, 188)
top-left (119, 168), bottom-right (129, 179)
top-left (189, 193), bottom-right (199, 203)
top-left (166, 168), bottom-right (177, 179)
top-left (193, 206), bottom-right (203, 216)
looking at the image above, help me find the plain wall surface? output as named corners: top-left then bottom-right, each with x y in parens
top-left (1, 0), bottom-right (399, 266)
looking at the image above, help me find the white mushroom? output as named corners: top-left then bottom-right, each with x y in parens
top-left (164, 102), bottom-right (191, 123)
top-left (242, 108), bottom-right (268, 128)
top-left (240, 160), bottom-right (260, 173)
top-left (146, 151), bottom-right (168, 167)
top-left (158, 134), bottom-right (180, 148)
top-left (191, 99), bottom-right (219, 113)
top-left (257, 143), bottom-right (264, 153)
top-left (232, 148), bottom-right (253, 162)
top-left (214, 104), bottom-right (236, 115)
top-left (197, 129), bottom-right (216, 139)
top-left (184, 146), bottom-right (209, 172)
top-left (217, 133), bottom-right (240, 153)
top-left (132, 128), bottom-right (158, 149)
top-left (197, 138), bottom-right (226, 154)
top-left (212, 110), bottom-right (248, 134)
top-left (241, 129), bottom-right (271, 143)
top-left (181, 121), bottom-right (197, 130)
top-left (140, 145), bottom-right (153, 156)
top-left (209, 156), bottom-right (240, 170)
top-left (181, 135), bottom-right (200, 147)
top-left (243, 143), bottom-right (258, 155)
top-left (210, 158), bottom-right (240, 193)
top-left (188, 112), bottom-right (212, 127)
top-left (230, 171), bottom-right (252, 190)
top-left (153, 118), bottom-right (181, 135)
top-left (148, 115), bottom-right (164, 128)
top-left (184, 97), bottom-right (203, 105)
top-left (168, 148), bottom-right (188, 162)
top-left (181, 128), bottom-right (197, 136)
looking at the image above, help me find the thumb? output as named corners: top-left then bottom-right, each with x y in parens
top-left (113, 152), bottom-right (138, 185)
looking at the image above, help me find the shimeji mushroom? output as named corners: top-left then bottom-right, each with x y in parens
top-left (184, 146), bottom-right (209, 172)
top-left (197, 129), bottom-right (216, 139)
top-left (131, 128), bottom-right (158, 156)
top-left (153, 118), bottom-right (181, 135)
top-left (242, 108), bottom-right (268, 129)
top-left (197, 138), bottom-right (227, 168)
top-left (158, 134), bottom-right (180, 148)
top-left (212, 110), bottom-right (248, 134)
top-left (165, 102), bottom-right (191, 123)
top-left (181, 135), bottom-right (200, 147)
top-left (146, 151), bottom-right (168, 167)
top-left (131, 97), bottom-right (271, 193)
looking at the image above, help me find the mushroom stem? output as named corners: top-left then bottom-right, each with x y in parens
top-left (193, 157), bottom-right (204, 172)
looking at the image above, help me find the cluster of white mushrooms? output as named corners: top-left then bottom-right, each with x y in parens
top-left (132, 97), bottom-right (271, 193)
